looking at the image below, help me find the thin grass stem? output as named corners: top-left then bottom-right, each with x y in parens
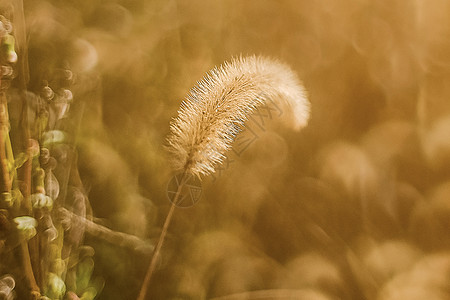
top-left (137, 172), bottom-right (188, 300)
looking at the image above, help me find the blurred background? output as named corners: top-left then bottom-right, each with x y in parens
top-left (22, 0), bottom-right (450, 299)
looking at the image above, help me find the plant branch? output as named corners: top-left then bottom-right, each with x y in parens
top-left (58, 207), bottom-right (154, 255)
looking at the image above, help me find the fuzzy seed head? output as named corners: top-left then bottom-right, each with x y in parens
top-left (167, 55), bottom-right (310, 177)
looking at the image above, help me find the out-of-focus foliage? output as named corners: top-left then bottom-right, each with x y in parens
top-left (10, 0), bottom-right (450, 299)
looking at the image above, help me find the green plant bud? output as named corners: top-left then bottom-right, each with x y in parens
top-left (13, 216), bottom-right (37, 240)
top-left (0, 274), bottom-right (15, 299)
top-left (43, 226), bottom-right (58, 242)
top-left (77, 258), bottom-right (94, 292)
top-left (31, 193), bottom-right (53, 209)
top-left (46, 273), bottom-right (66, 300)
top-left (2, 34), bottom-right (14, 49)
top-left (39, 148), bottom-right (50, 165)
top-left (41, 86), bottom-right (54, 101)
top-left (6, 50), bottom-right (16, 64)
top-left (61, 89), bottom-right (73, 102)
top-left (45, 170), bottom-right (60, 200)
top-left (80, 287), bottom-right (97, 300)
top-left (1, 34), bottom-right (16, 64)
top-left (0, 275), bottom-right (15, 289)
top-left (28, 139), bottom-right (40, 157)
top-left (42, 130), bottom-right (66, 147)
top-left (1, 65), bottom-right (13, 77)
top-left (63, 69), bottom-right (73, 82)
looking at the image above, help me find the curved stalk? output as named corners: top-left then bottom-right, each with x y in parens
top-left (137, 172), bottom-right (188, 300)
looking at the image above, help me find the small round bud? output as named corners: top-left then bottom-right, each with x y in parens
top-left (40, 147), bottom-right (50, 164)
top-left (13, 216), bottom-right (37, 240)
top-left (42, 130), bottom-right (66, 146)
top-left (1, 65), bottom-right (12, 77)
top-left (63, 69), bottom-right (73, 81)
top-left (1, 34), bottom-right (15, 63)
top-left (30, 193), bottom-right (53, 209)
top-left (61, 89), bottom-right (73, 102)
top-left (45, 157), bottom-right (57, 170)
top-left (2, 20), bottom-right (12, 34)
top-left (41, 86), bottom-right (54, 100)
top-left (43, 226), bottom-right (58, 242)
top-left (28, 139), bottom-right (40, 157)
top-left (35, 186), bottom-right (45, 194)
top-left (0, 275), bottom-right (15, 290)
top-left (6, 50), bottom-right (16, 63)
top-left (46, 273), bottom-right (66, 299)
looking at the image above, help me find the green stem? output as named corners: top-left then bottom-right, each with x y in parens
top-left (20, 241), bottom-right (40, 299)
top-left (17, 96), bottom-right (40, 298)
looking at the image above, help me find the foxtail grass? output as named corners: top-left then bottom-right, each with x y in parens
top-left (138, 55), bottom-right (310, 300)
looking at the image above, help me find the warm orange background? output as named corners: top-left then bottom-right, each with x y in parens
top-left (22, 1), bottom-right (450, 299)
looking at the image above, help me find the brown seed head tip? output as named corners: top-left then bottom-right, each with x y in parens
top-left (167, 55), bottom-right (310, 177)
